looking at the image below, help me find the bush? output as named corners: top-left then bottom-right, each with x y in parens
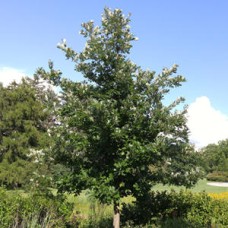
top-left (187, 197), bottom-right (228, 227)
top-left (121, 190), bottom-right (228, 227)
top-left (0, 187), bottom-right (77, 228)
top-left (121, 190), bottom-right (191, 226)
top-left (206, 171), bottom-right (228, 182)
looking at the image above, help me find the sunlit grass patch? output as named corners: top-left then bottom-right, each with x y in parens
top-left (152, 179), bottom-right (228, 193)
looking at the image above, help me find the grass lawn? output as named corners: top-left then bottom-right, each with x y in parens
top-left (152, 179), bottom-right (228, 193)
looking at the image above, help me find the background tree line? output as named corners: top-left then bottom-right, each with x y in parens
top-left (199, 139), bottom-right (228, 182)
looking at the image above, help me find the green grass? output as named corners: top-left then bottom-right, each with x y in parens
top-left (152, 179), bottom-right (228, 193)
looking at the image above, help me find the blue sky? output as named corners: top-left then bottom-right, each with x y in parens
top-left (1, 0), bottom-right (228, 148)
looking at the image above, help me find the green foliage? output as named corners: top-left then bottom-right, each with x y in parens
top-left (80, 206), bottom-right (113, 228)
top-left (200, 139), bottom-right (228, 182)
top-left (121, 190), bottom-right (228, 227)
top-left (206, 171), bottom-right (228, 182)
top-left (66, 190), bottom-right (113, 227)
top-left (200, 139), bottom-right (228, 174)
top-left (186, 195), bottom-right (228, 227)
top-left (0, 187), bottom-right (76, 228)
top-left (0, 77), bottom-right (58, 189)
top-left (37, 8), bottom-right (203, 225)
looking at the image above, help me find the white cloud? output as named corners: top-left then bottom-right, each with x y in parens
top-left (0, 67), bottom-right (26, 86)
top-left (0, 66), bottom-right (60, 94)
top-left (187, 96), bottom-right (228, 148)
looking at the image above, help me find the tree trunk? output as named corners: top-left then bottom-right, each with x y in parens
top-left (113, 202), bottom-right (120, 228)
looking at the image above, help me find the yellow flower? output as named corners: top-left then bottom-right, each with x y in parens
top-left (208, 192), bottom-right (228, 200)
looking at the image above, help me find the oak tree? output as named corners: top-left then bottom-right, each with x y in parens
top-left (38, 8), bottom-right (202, 227)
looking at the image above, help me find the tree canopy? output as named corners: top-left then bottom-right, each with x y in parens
top-left (37, 8), bottom-right (202, 227)
top-left (0, 77), bottom-right (57, 189)
top-left (200, 139), bottom-right (228, 174)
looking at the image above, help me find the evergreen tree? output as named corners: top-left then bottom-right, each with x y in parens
top-left (0, 77), bottom-right (57, 189)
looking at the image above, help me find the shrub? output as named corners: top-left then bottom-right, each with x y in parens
top-left (0, 187), bottom-right (77, 228)
top-left (121, 190), bottom-right (195, 226)
top-left (206, 171), bottom-right (228, 182)
top-left (121, 190), bottom-right (228, 227)
top-left (187, 197), bottom-right (228, 227)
